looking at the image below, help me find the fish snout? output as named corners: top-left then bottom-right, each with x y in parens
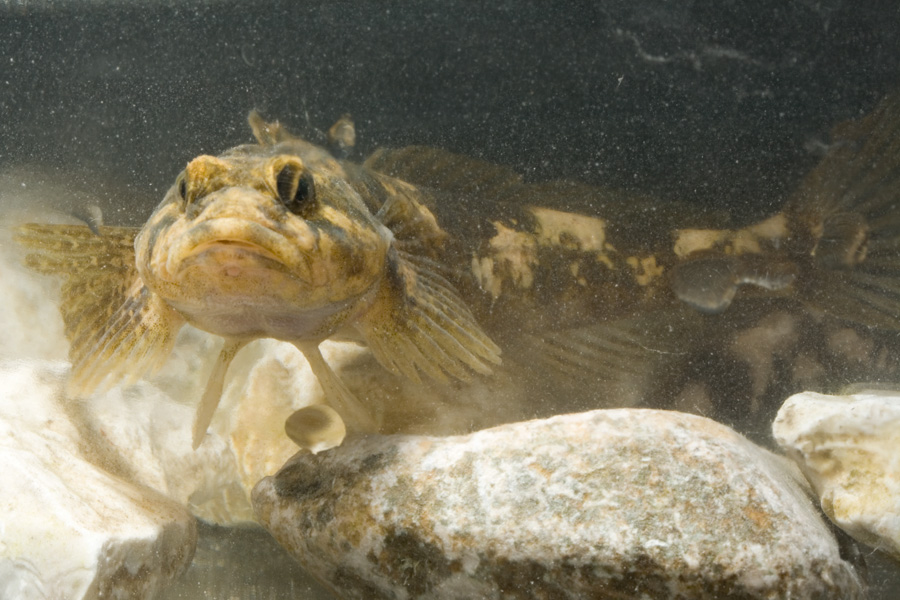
top-left (158, 216), bottom-right (315, 286)
top-left (190, 186), bottom-right (319, 252)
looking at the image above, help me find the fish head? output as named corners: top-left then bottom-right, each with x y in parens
top-left (135, 145), bottom-right (392, 341)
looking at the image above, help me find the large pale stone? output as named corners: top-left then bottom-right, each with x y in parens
top-left (253, 409), bottom-right (863, 599)
top-left (773, 389), bottom-right (900, 561)
top-left (0, 362), bottom-right (197, 600)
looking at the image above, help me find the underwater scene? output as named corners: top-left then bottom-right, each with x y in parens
top-left (2, 1), bottom-right (900, 598)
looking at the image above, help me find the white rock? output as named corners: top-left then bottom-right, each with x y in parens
top-left (1, 178), bottom-right (204, 598)
top-left (0, 362), bottom-right (196, 600)
top-left (773, 389), bottom-right (900, 560)
top-left (0, 324), bottom-right (517, 597)
top-left (254, 409), bottom-right (864, 599)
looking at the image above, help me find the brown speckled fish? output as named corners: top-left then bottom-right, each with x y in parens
top-left (17, 92), bottom-right (900, 448)
top-left (362, 91), bottom-right (900, 429)
top-left (368, 93), bottom-right (900, 337)
top-left (16, 112), bottom-right (500, 450)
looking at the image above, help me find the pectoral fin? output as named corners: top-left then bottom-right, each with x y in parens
top-left (15, 223), bottom-right (185, 396)
top-left (295, 342), bottom-right (377, 433)
top-left (191, 339), bottom-right (247, 449)
top-left (356, 248), bottom-right (501, 384)
top-left (520, 309), bottom-right (697, 382)
top-left (507, 308), bottom-right (702, 411)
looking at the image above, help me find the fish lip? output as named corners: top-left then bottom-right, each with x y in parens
top-left (166, 217), bottom-right (311, 282)
top-left (188, 238), bottom-right (282, 262)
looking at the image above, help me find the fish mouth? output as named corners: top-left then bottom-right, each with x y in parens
top-left (189, 239), bottom-right (281, 262)
top-left (166, 218), bottom-right (312, 282)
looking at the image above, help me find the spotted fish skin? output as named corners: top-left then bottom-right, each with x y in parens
top-left (360, 93), bottom-right (900, 432)
top-left (15, 113), bottom-right (500, 451)
top-left (16, 92), bottom-right (900, 448)
top-left (363, 148), bottom-right (788, 336)
top-left (367, 92), bottom-right (900, 340)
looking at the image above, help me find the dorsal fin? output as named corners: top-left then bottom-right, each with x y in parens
top-left (363, 146), bottom-right (528, 253)
top-left (248, 110), bottom-right (295, 146)
top-left (372, 175), bottom-right (449, 257)
top-left (15, 223), bottom-right (185, 395)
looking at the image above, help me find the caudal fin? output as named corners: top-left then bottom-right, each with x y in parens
top-left (788, 92), bottom-right (900, 330)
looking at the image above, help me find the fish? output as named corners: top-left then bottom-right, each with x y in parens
top-left (366, 97), bottom-right (900, 336)
top-left (16, 91), bottom-right (900, 448)
top-left (361, 91), bottom-right (900, 429)
top-left (15, 111), bottom-right (501, 451)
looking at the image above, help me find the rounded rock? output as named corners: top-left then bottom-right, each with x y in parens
top-left (774, 389), bottom-right (900, 561)
top-left (253, 409), bottom-right (864, 599)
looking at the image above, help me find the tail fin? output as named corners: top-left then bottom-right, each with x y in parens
top-left (788, 92), bottom-right (900, 330)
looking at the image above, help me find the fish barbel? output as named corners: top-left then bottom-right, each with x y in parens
top-left (16, 91), bottom-right (900, 447)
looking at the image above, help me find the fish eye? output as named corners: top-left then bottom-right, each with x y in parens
top-left (176, 173), bottom-right (187, 202)
top-left (276, 161), bottom-right (316, 215)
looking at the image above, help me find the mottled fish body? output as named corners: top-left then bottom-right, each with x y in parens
top-left (16, 92), bottom-right (900, 447)
top-left (16, 113), bottom-right (501, 450)
top-left (361, 93), bottom-right (900, 427)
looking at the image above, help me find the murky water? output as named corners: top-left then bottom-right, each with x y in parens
top-left (2, 1), bottom-right (900, 598)
top-left (157, 523), bottom-right (332, 600)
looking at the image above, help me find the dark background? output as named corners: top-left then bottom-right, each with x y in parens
top-left (2, 0), bottom-right (900, 226)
